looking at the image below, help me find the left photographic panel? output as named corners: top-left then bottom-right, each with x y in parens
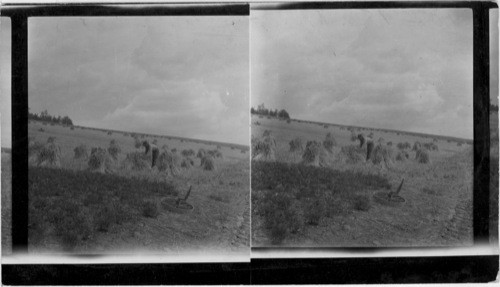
top-left (1, 16), bottom-right (12, 256)
top-left (27, 16), bottom-right (250, 259)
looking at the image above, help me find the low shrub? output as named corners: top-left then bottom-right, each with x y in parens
top-left (421, 187), bottom-right (437, 195)
top-left (260, 186), bottom-right (303, 245)
top-left (107, 131), bottom-right (113, 136)
top-left (324, 195), bottom-right (351, 217)
top-left (141, 201), bottom-right (159, 218)
top-left (208, 192), bottom-right (230, 203)
top-left (57, 211), bottom-right (93, 251)
top-left (95, 204), bottom-right (118, 232)
top-left (352, 194), bottom-right (371, 211)
top-left (303, 197), bottom-right (326, 225)
top-left (48, 201), bottom-right (92, 251)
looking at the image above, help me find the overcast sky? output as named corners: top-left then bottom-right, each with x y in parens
top-left (1, 17), bottom-right (11, 148)
top-left (251, 9), bottom-right (473, 139)
top-left (29, 17), bottom-right (249, 145)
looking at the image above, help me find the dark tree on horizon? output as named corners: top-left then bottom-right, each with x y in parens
top-left (28, 109), bottom-right (74, 126)
top-left (251, 103), bottom-right (290, 120)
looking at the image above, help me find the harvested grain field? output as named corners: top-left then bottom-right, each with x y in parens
top-left (251, 115), bottom-right (473, 247)
top-left (28, 121), bottom-right (249, 255)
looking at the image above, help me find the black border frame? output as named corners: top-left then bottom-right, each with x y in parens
top-left (1, 1), bottom-right (498, 284)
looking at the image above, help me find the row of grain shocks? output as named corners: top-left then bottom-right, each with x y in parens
top-left (252, 130), bottom-right (437, 167)
top-left (29, 136), bottom-right (219, 174)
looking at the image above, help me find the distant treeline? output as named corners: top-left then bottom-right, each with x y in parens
top-left (28, 109), bottom-right (74, 126)
top-left (251, 103), bottom-right (290, 119)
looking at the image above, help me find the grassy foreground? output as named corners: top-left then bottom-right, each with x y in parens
top-left (29, 166), bottom-right (177, 251)
top-left (251, 160), bottom-right (391, 244)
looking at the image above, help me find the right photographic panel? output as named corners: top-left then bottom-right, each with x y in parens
top-left (251, 8), bottom-right (474, 247)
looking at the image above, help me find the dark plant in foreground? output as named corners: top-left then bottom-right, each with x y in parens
top-left (141, 201), bottom-right (160, 218)
top-left (260, 185), bottom-right (303, 245)
top-left (303, 196), bottom-right (326, 225)
top-left (352, 194), bottom-right (371, 211)
top-left (28, 167), bottom-right (177, 250)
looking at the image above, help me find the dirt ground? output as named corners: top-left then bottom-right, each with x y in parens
top-left (251, 115), bottom-right (473, 247)
top-left (28, 122), bottom-right (249, 256)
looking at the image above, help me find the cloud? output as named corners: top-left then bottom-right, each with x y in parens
top-left (28, 16), bottom-right (249, 145)
top-left (251, 9), bottom-right (473, 139)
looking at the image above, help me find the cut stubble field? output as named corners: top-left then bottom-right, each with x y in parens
top-left (27, 121), bottom-right (250, 255)
top-left (251, 115), bottom-right (473, 247)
